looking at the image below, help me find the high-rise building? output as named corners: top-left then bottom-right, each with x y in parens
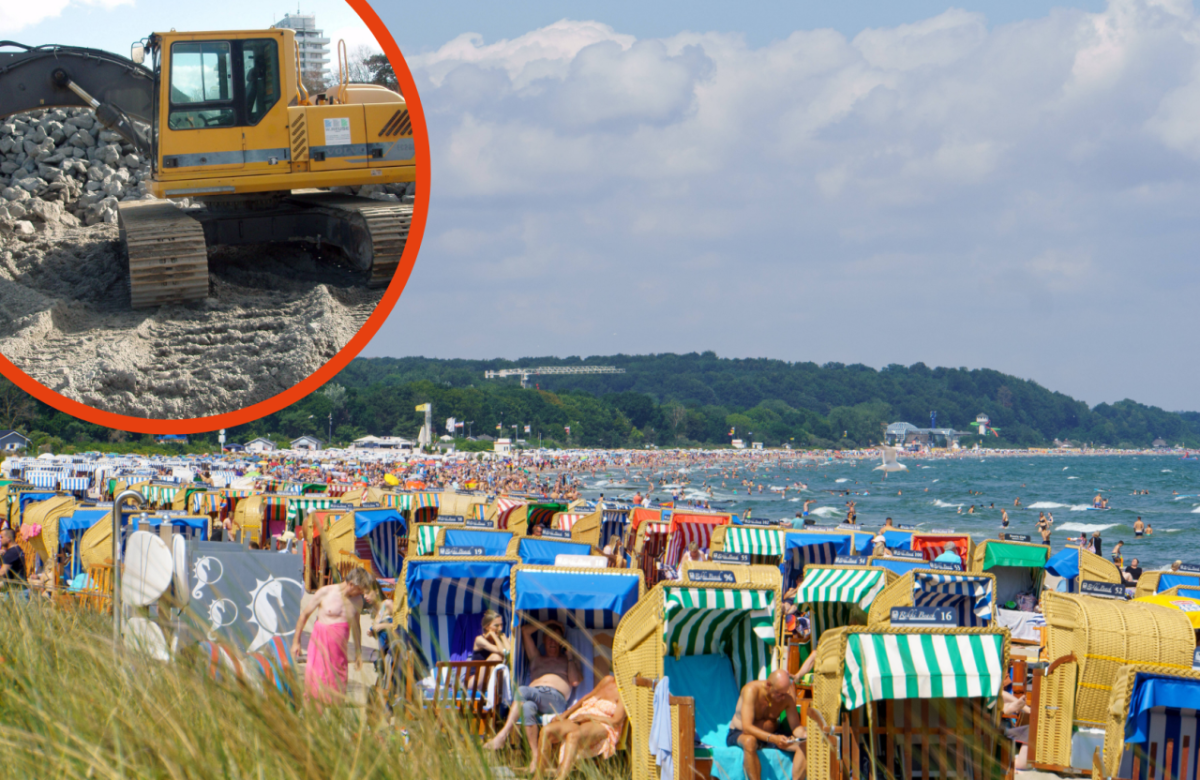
top-left (272, 11), bottom-right (330, 89)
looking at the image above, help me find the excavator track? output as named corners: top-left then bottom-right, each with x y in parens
top-left (118, 200), bottom-right (210, 309)
top-left (286, 192), bottom-right (413, 287)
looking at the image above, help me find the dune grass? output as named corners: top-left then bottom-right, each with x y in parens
top-left (0, 599), bottom-right (626, 779)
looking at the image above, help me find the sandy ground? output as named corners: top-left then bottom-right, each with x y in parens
top-left (0, 221), bottom-right (384, 419)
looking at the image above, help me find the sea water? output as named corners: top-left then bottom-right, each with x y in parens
top-left (584, 454), bottom-right (1200, 571)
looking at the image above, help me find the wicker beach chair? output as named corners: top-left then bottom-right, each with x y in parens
top-left (807, 624), bottom-right (1013, 780)
top-left (867, 569), bottom-right (997, 628)
top-left (613, 563), bottom-right (780, 780)
top-left (1028, 592), bottom-right (1196, 772)
top-left (1092, 664), bottom-right (1200, 780)
top-left (433, 527), bottom-right (513, 557)
top-left (1135, 571), bottom-right (1200, 599)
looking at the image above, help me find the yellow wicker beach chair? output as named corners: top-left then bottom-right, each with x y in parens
top-left (807, 624), bottom-right (1013, 780)
top-left (613, 563), bottom-right (779, 780)
top-left (24, 495), bottom-right (76, 576)
top-left (1092, 664), bottom-right (1200, 780)
top-left (1135, 571), bottom-right (1200, 599)
top-left (867, 569), bottom-right (998, 628)
top-left (1029, 592), bottom-right (1196, 772)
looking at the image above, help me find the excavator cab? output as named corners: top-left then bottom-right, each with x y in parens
top-left (1, 30), bottom-right (417, 307)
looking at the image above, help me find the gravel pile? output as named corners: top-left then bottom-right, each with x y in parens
top-left (0, 109), bottom-right (414, 419)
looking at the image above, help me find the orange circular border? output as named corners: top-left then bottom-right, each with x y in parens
top-left (0, 0), bottom-right (429, 435)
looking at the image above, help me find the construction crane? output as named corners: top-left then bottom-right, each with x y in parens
top-left (0, 31), bottom-right (416, 307)
top-left (484, 366), bottom-right (625, 389)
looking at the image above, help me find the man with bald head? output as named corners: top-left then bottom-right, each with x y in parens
top-left (727, 668), bottom-right (807, 780)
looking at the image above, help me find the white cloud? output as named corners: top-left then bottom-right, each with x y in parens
top-left (0, 0), bottom-right (132, 35)
top-left (371, 1), bottom-right (1200, 410)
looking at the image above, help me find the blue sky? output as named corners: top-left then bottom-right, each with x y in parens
top-left (7, 1), bottom-right (1200, 412)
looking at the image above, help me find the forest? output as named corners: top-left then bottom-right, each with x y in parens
top-left (3, 352), bottom-right (1198, 452)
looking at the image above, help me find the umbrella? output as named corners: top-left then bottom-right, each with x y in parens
top-left (384, 474), bottom-right (400, 486)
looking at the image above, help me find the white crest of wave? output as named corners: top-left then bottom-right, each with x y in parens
top-left (1068, 504), bottom-right (1101, 511)
top-left (1191, 506), bottom-right (1200, 514)
top-left (1056, 522), bottom-right (1118, 533)
top-left (1162, 469), bottom-right (1173, 473)
top-left (1067, 476), bottom-right (1079, 480)
top-left (933, 499), bottom-right (963, 508)
top-left (1027, 502), bottom-right (1069, 509)
top-left (811, 507), bottom-right (842, 517)
top-left (835, 478), bottom-right (849, 483)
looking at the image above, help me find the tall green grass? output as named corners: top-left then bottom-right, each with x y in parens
top-left (0, 600), bottom-right (626, 779)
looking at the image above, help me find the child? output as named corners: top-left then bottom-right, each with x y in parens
top-left (291, 566), bottom-right (372, 705)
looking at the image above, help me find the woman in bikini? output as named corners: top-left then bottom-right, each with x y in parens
top-left (468, 610), bottom-right (510, 691)
top-left (534, 675), bottom-right (626, 780)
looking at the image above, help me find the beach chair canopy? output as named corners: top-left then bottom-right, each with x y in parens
top-left (911, 572), bottom-right (994, 626)
top-left (1045, 547), bottom-right (1079, 581)
top-left (1135, 594), bottom-right (1200, 628)
top-left (443, 529), bottom-right (512, 557)
top-left (1158, 573), bottom-right (1200, 593)
top-left (513, 568), bottom-right (641, 702)
top-left (404, 559), bottom-right (513, 666)
top-left (517, 538), bottom-right (591, 565)
top-left (782, 532), bottom-right (863, 588)
top-left (840, 631), bottom-right (1005, 711)
top-left (723, 526), bottom-right (785, 564)
top-left (912, 534), bottom-right (970, 562)
top-left (527, 502), bottom-right (568, 528)
top-left (599, 509), bottom-right (629, 546)
top-left (18, 492), bottom-right (56, 519)
top-left (881, 529), bottom-right (915, 550)
top-left (1125, 671), bottom-right (1200, 748)
top-left (872, 558), bottom-right (931, 576)
top-left (353, 508), bottom-right (406, 579)
top-left (129, 514), bottom-right (208, 538)
top-left (664, 585), bottom-right (777, 689)
top-left (664, 512), bottom-right (730, 568)
top-left (628, 507), bottom-right (662, 531)
top-left (797, 567), bottom-right (888, 647)
top-left (494, 497), bottom-right (526, 529)
top-left (981, 541), bottom-right (1048, 570)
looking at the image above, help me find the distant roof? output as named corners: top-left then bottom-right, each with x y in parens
top-left (886, 422), bottom-right (920, 434)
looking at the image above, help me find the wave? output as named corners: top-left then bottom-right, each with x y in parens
top-left (1028, 502), bottom-right (1070, 509)
top-left (1067, 476), bottom-right (1079, 480)
top-left (933, 499), bottom-right (963, 508)
top-left (1191, 506), bottom-right (1200, 514)
top-left (1163, 469), bottom-right (1173, 473)
top-left (1069, 504), bottom-right (1102, 511)
top-left (835, 478), bottom-right (849, 483)
top-left (920, 466), bottom-right (933, 469)
top-left (932, 479), bottom-right (940, 483)
top-left (810, 507), bottom-right (842, 518)
top-left (1056, 522), bottom-right (1120, 533)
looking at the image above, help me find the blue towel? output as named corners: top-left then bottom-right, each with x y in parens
top-left (649, 676), bottom-right (673, 780)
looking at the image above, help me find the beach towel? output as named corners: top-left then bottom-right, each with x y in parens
top-left (305, 620), bottom-right (350, 704)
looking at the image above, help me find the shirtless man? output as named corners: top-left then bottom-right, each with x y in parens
top-left (1134, 517), bottom-right (1145, 538)
top-left (485, 621), bottom-right (582, 771)
top-left (728, 669), bottom-right (807, 780)
top-left (291, 567), bottom-right (369, 703)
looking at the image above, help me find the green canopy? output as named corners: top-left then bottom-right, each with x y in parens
top-left (664, 587), bottom-right (776, 688)
top-left (982, 542), bottom-right (1048, 571)
top-left (841, 632), bottom-right (1005, 710)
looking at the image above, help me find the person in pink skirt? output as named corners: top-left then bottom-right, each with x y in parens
top-left (291, 567), bottom-right (372, 705)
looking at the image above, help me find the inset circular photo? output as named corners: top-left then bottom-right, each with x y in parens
top-left (0, 0), bottom-right (426, 429)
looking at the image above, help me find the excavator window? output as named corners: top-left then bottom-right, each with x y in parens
top-left (167, 39), bottom-right (279, 130)
top-left (169, 41), bottom-right (235, 130)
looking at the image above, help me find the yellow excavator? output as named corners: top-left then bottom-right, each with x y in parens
top-left (0, 29), bottom-right (416, 307)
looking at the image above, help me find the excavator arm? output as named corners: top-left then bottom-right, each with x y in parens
top-left (0, 42), bottom-right (154, 157)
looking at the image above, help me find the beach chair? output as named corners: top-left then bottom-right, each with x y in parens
top-left (434, 528), bottom-right (513, 558)
top-left (1027, 592), bottom-right (1196, 773)
top-left (806, 625), bottom-right (1013, 780)
top-left (910, 532), bottom-right (974, 568)
top-left (867, 569), bottom-right (997, 628)
top-left (969, 538), bottom-right (1048, 642)
top-left (780, 530), bottom-right (874, 590)
top-left (711, 524), bottom-right (788, 566)
top-left (613, 562), bottom-right (782, 780)
top-left (394, 555), bottom-right (518, 711)
top-left (432, 659), bottom-right (503, 736)
top-left (507, 536), bottom-right (597, 565)
top-left (796, 564), bottom-right (899, 650)
top-left (1092, 664), bottom-right (1200, 780)
top-left (1135, 572), bottom-right (1200, 599)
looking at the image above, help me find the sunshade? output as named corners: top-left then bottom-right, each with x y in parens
top-left (404, 560), bottom-right (512, 612)
top-left (982, 542), bottom-right (1048, 570)
top-left (664, 586), bottom-right (776, 688)
top-left (443, 529), bottom-right (512, 557)
top-left (882, 530), bottom-right (914, 549)
top-left (1125, 672), bottom-right (1200, 747)
top-left (797, 567), bottom-right (887, 648)
top-left (872, 559), bottom-right (930, 576)
top-left (797, 567), bottom-right (886, 608)
top-left (1045, 548), bottom-right (1079, 580)
top-left (841, 632), bottom-right (1005, 711)
top-left (912, 572), bottom-right (993, 626)
top-left (513, 569), bottom-right (640, 619)
top-left (517, 538), bottom-right (590, 565)
top-left (724, 527), bottom-right (784, 558)
top-left (1135, 595), bottom-right (1200, 628)
top-left (59, 509), bottom-right (108, 546)
top-left (354, 508), bottom-right (406, 537)
top-left (415, 525), bottom-right (442, 556)
top-left (1158, 573), bottom-right (1200, 593)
